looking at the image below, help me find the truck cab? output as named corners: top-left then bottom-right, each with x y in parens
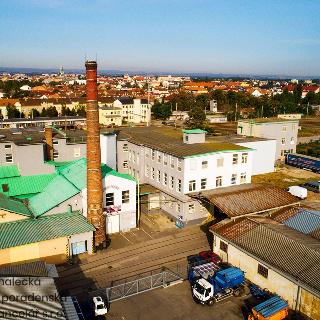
top-left (193, 278), bottom-right (214, 304)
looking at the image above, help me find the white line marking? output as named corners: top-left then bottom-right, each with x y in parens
top-left (141, 228), bottom-right (153, 239)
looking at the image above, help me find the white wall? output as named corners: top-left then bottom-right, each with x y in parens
top-left (235, 140), bottom-right (276, 175)
top-left (70, 231), bottom-right (94, 254)
top-left (100, 133), bottom-right (117, 170)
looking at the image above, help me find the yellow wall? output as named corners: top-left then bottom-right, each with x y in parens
top-left (0, 237), bottom-right (68, 266)
top-left (299, 289), bottom-right (320, 320)
top-left (0, 210), bottom-right (28, 223)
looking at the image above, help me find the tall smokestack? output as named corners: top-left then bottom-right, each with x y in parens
top-left (85, 60), bottom-right (106, 247)
top-left (44, 126), bottom-right (54, 161)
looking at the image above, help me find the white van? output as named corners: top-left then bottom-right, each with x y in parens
top-left (287, 186), bottom-right (307, 199)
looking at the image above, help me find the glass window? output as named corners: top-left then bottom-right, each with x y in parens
top-left (177, 159), bottom-right (182, 171)
top-left (4, 144), bottom-right (11, 149)
top-left (189, 180), bottom-right (196, 192)
top-left (188, 204), bottom-right (195, 214)
top-left (122, 190), bottom-right (130, 203)
top-left (171, 156), bottom-right (175, 168)
top-left (170, 176), bottom-right (174, 189)
top-left (241, 153), bottom-right (248, 164)
top-left (157, 152), bottom-right (161, 163)
top-left (220, 241), bottom-right (228, 253)
top-left (231, 174), bottom-right (237, 185)
top-left (163, 155), bottom-right (168, 165)
top-left (123, 143), bottom-right (128, 152)
top-left (216, 176), bottom-right (222, 187)
top-left (163, 173), bottom-right (168, 186)
top-left (217, 158), bottom-right (224, 167)
top-left (232, 154), bottom-right (238, 164)
top-left (240, 173), bottom-right (246, 184)
top-left (177, 179), bottom-right (182, 192)
top-left (105, 193), bottom-right (114, 206)
top-left (290, 137), bottom-right (294, 144)
top-left (257, 264), bottom-right (268, 279)
top-left (123, 161), bottom-right (128, 169)
top-left (53, 140), bottom-right (59, 145)
top-left (152, 150), bottom-right (155, 160)
top-left (74, 147), bottom-right (81, 157)
top-left (157, 170), bottom-right (161, 182)
top-left (53, 150), bottom-right (59, 159)
top-left (151, 167), bottom-right (155, 180)
top-left (202, 161), bottom-right (208, 169)
top-left (201, 178), bottom-right (207, 190)
top-left (5, 154), bottom-right (13, 163)
top-left (281, 138), bottom-right (285, 145)
top-left (145, 165), bottom-right (149, 177)
top-left (282, 125), bottom-right (287, 132)
top-left (176, 203), bottom-right (181, 213)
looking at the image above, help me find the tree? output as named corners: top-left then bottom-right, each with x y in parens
top-left (151, 102), bottom-right (172, 120)
top-left (40, 108), bottom-right (47, 117)
top-left (46, 106), bottom-right (58, 117)
top-left (30, 108), bottom-right (40, 118)
top-left (76, 105), bottom-right (86, 117)
top-left (6, 105), bottom-right (21, 118)
top-left (186, 104), bottom-right (206, 129)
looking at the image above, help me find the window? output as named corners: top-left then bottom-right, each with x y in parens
top-left (132, 151), bottom-right (136, 163)
top-left (4, 144), bottom-right (11, 149)
top-left (105, 193), bottom-right (114, 206)
top-left (170, 176), bottom-right (174, 189)
top-left (282, 125), bottom-right (287, 132)
top-left (290, 137), bottom-right (294, 144)
top-left (123, 161), bottom-right (128, 169)
top-left (163, 173), bottom-right (168, 186)
top-left (176, 203), bottom-right (181, 213)
top-left (202, 161), bottom-right (208, 169)
top-left (257, 264), bottom-right (268, 279)
top-left (171, 156), bottom-right (175, 168)
top-left (122, 190), bottom-right (130, 204)
top-left (281, 150), bottom-right (284, 157)
top-left (177, 159), bottom-right (182, 171)
top-left (163, 155), bottom-right (168, 165)
top-left (185, 135), bottom-right (189, 142)
top-left (152, 150), bottom-right (155, 160)
top-left (189, 180), bottom-right (196, 192)
top-left (157, 152), bottom-right (161, 163)
top-left (220, 241), bottom-right (228, 253)
top-left (145, 165), bottom-right (149, 177)
top-left (5, 154), bottom-right (13, 163)
top-left (53, 150), bottom-right (59, 159)
top-left (281, 138), bottom-right (285, 145)
top-left (232, 154), bottom-right (238, 164)
top-left (188, 204), bottom-right (195, 214)
top-left (177, 179), bottom-right (182, 192)
top-left (217, 158), bottom-right (224, 167)
top-left (53, 140), bottom-right (58, 145)
top-left (201, 178), bottom-right (207, 190)
top-left (231, 174), bottom-right (237, 185)
top-left (123, 143), bottom-right (128, 152)
top-left (157, 170), bottom-right (161, 183)
top-left (74, 147), bottom-right (81, 157)
top-left (151, 167), bottom-right (155, 180)
top-left (241, 153), bottom-right (248, 164)
top-left (145, 147), bottom-right (149, 157)
top-left (240, 172), bottom-right (246, 184)
top-left (292, 124), bottom-right (296, 130)
top-left (168, 201), bottom-right (173, 208)
top-left (216, 176), bottom-right (222, 187)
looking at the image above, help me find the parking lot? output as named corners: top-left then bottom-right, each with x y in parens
top-left (104, 281), bottom-right (246, 320)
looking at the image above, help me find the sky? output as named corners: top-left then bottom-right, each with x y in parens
top-left (1, 0), bottom-right (320, 76)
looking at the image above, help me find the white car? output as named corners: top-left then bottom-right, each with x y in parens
top-left (93, 296), bottom-right (108, 317)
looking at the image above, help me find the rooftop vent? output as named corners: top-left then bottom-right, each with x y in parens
top-left (2, 184), bottom-right (9, 192)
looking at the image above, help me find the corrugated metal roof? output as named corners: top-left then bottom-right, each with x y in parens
top-left (28, 175), bottom-right (79, 217)
top-left (207, 185), bottom-right (299, 218)
top-left (0, 165), bottom-right (20, 179)
top-left (0, 193), bottom-right (32, 216)
top-left (284, 209), bottom-right (320, 235)
top-left (0, 173), bottom-right (57, 198)
top-left (213, 219), bottom-right (320, 294)
top-left (0, 211), bottom-right (95, 249)
top-left (0, 261), bottom-right (50, 277)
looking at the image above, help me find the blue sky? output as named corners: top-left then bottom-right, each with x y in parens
top-left (1, 0), bottom-right (320, 76)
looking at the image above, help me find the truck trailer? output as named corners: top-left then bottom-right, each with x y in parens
top-left (286, 153), bottom-right (320, 174)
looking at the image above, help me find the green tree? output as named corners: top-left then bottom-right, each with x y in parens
top-left (46, 106), bottom-right (58, 117)
top-left (151, 102), bottom-right (172, 119)
top-left (76, 105), bottom-right (86, 117)
top-left (40, 108), bottom-right (47, 117)
top-left (30, 108), bottom-right (40, 118)
top-left (186, 104), bottom-right (206, 129)
top-left (6, 105), bottom-right (21, 118)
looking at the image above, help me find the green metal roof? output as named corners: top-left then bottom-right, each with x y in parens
top-left (46, 159), bottom-right (80, 170)
top-left (183, 129), bottom-right (207, 134)
top-left (0, 211), bottom-right (95, 250)
top-left (0, 194), bottom-right (32, 216)
top-left (0, 173), bottom-right (57, 198)
top-left (28, 175), bottom-right (79, 217)
top-left (102, 165), bottom-right (136, 182)
top-left (0, 165), bottom-right (20, 179)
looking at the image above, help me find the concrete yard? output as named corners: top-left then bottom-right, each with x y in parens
top-left (105, 281), bottom-right (245, 320)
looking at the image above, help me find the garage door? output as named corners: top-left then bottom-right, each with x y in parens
top-left (106, 214), bottom-right (120, 234)
top-left (71, 241), bottom-right (87, 255)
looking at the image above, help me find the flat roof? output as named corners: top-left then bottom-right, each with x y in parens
top-left (113, 126), bottom-right (251, 158)
top-left (238, 118), bottom-right (299, 124)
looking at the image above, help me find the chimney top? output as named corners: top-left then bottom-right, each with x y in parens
top-left (85, 60), bottom-right (97, 69)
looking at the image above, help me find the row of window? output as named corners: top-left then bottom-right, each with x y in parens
top-left (188, 173), bottom-right (246, 191)
top-left (163, 197), bottom-right (196, 214)
top-left (281, 137), bottom-right (295, 145)
top-left (105, 190), bottom-right (130, 206)
top-left (282, 124), bottom-right (296, 132)
top-left (219, 240), bottom-right (269, 278)
top-left (280, 149), bottom-right (294, 157)
top-left (145, 166), bottom-right (183, 192)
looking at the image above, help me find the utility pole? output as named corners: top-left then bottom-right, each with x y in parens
top-left (307, 102), bottom-right (309, 117)
top-left (261, 105), bottom-right (264, 118)
top-left (235, 103), bottom-right (238, 122)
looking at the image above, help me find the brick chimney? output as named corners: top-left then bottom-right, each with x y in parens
top-left (44, 126), bottom-right (53, 161)
top-left (85, 60), bottom-right (106, 247)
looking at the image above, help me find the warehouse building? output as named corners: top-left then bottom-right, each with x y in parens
top-left (210, 206), bottom-right (320, 320)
